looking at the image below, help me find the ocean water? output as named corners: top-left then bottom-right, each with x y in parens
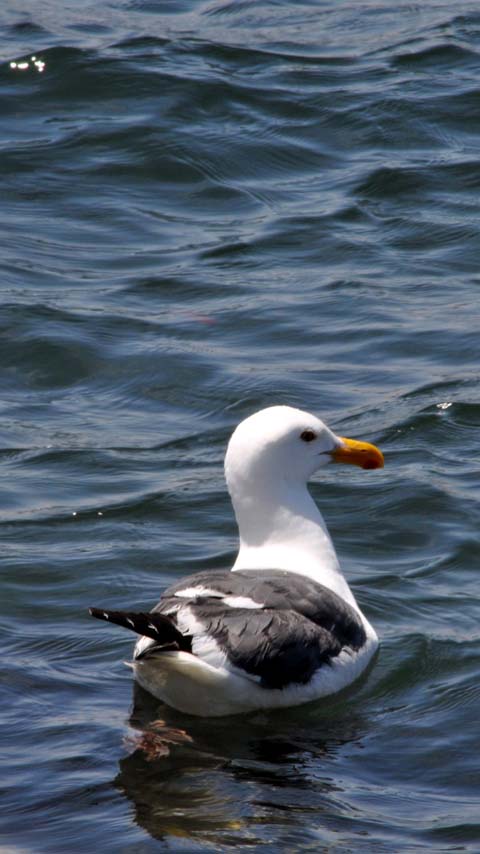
top-left (1, 0), bottom-right (480, 851)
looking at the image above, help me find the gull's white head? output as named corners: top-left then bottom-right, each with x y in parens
top-left (225, 405), bottom-right (384, 494)
top-left (225, 405), bottom-right (383, 587)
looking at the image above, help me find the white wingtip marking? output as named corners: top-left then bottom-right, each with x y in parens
top-left (223, 595), bottom-right (263, 610)
top-left (175, 586), bottom-right (223, 600)
top-left (126, 618), bottom-right (135, 628)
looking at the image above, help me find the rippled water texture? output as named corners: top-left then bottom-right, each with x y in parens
top-left (1, 1), bottom-right (480, 851)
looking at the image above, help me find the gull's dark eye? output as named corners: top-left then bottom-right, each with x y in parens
top-left (300, 429), bottom-right (316, 442)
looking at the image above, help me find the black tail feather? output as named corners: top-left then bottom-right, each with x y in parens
top-left (89, 607), bottom-right (191, 651)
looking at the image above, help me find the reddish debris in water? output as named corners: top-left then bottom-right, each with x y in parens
top-left (124, 719), bottom-right (193, 761)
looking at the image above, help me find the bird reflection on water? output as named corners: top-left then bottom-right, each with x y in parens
top-left (114, 682), bottom-right (371, 846)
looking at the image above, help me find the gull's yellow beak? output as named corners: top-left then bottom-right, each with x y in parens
top-left (331, 437), bottom-right (384, 470)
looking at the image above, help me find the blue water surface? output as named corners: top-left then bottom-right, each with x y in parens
top-left (1, 1), bottom-right (480, 851)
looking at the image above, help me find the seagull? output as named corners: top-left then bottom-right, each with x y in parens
top-left (90, 405), bottom-right (384, 716)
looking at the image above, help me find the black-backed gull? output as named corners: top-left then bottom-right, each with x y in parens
top-left (90, 405), bottom-right (384, 717)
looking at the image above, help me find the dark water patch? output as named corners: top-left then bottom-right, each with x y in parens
top-left (7, 19), bottom-right (49, 37)
top-left (113, 35), bottom-right (171, 52)
top-left (356, 161), bottom-right (480, 211)
top-left (393, 40), bottom-right (480, 69)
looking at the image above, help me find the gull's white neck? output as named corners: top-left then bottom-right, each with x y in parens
top-left (229, 474), bottom-right (358, 610)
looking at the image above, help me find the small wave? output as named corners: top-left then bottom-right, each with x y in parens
top-left (393, 41), bottom-right (480, 68)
